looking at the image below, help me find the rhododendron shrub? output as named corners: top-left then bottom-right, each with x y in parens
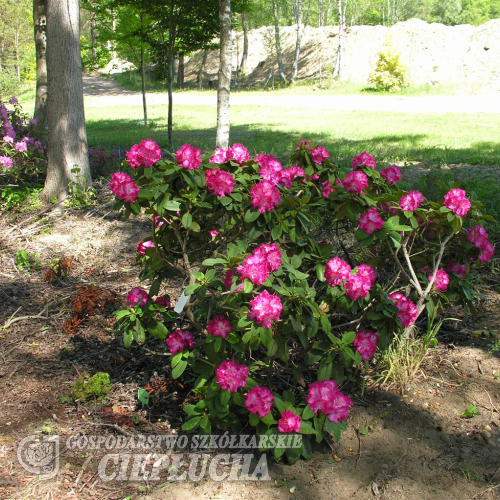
top-left (0, 98), bottom-right (46, 181)
top-left (112, 139), bottom-right (494, 463)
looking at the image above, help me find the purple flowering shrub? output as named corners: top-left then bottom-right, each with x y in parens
top-left (0, 98), bottom-right (47, 182)
top-left (112, 140), bottom-right (494, 463)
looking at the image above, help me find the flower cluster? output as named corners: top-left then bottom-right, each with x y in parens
top-left (306, 380), bottom-right (353, 423)
top-left (380, 165), bottom-right (401, 185)
top-left (250, 180), bottom-right (281, 213)
top-left (358, 208), bottom-right (384, 235)
top-left (237, 243), bottom-right (282, 285)
top-left (342, 171), bottom-right (368, 194)
top-left (126, 287), bottom-right (148, 307)
top-left (388, 293), bottom-right (418, 327)
top-left (344, 264), bottom-right (376, 300)
top-left (205, 168), bottom-right (236, 197)
top-left (325, 257), bottom-right (351, 286)
top-left (245, 386), bottom-right (274, 418)
top-left (279, 165), bottom-right (305, 188)
top-left (215, 360), bottom-right (248, 392)
top-left (109, 172), bottom-right (140, 204)
top-left (248, 290), bottom-right (283, 329)
top-left (353, 329), bottom-right (379, 360)
top-left (467, 225), bottom-right (494, 263)
top-left (176, 144), bottom-right (202, 170)
top-left (443, 189), bottom-right (471, 217)
top-left (399, 190), bottom-right (425, 212)
top-left (352, 151), bottom-right (376, 169)
top-left (166, 330), bottom-right (195, 355)
top-left (310, 146), bottom-right (329, 165)
top-left (257, 154), bottom-right (283, 184)
top-left (278, 410), bottom-right (302, 433)
top-left (209, 143), bottom-right (249, 164)
top-left (428, 269), bottom-right (449, 292)
top-left (155, 296), bottom-right (171, 308)
top-left (445, 261), bottom-right (467, 279)
top-left (207, 315), bottom-right (232, 338)
top-left (126, 139), bottom-right (161, 169)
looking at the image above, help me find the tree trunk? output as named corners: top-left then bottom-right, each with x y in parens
top-left (197, 48), bottom-right (209, 87)
top-left (167, 1), bottom-right (176, 150)
top-left (290, 0), bottom-right (303, 84)
top-left (40, 0), bottom-right (91, 203)
top-left (240, 11), bottom-right (248, 75)
top-left (177, 53), bottom-right (185, 89)
top-left (216, 0), bottom-right (232, 149)
top-left (272, 0), bottom-right (286, 84)
top-left (33, 0), bottom-right (48, 130)
top-left (140, 44), bottom-right (148, 127)
top-left (333, 0), bottom-right (346, 80)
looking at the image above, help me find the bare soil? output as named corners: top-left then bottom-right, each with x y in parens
top-left (0, 79), bottom-right (500, 500)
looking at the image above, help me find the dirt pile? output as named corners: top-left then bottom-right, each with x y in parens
top-left (185, 19), bottom-right (500, 94)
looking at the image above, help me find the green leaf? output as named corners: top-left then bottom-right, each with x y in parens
top-left (137, 389), bottom-right (150, 409)
top-left (202, 257), bottom-right (227, 266)
top-left (274, 396), bottom-right (286, 413)
top-left (299, 421), bottom-right (316, 434)
top-left (184, 283), bottom-right (200, 296)
top-left (271, 225), bottom-right (282, 240)
top-left (244, 210), bottom-right (260, 223)
top-left (243, 279), bottom-right (253, 293)
top-left (315, 263), bottom-right (325, 281)
top-left (460, 404), bottom-right (479, 418)
top-left (147, 319), bottom-right (169, 341)
top-left (183, 405), bottom-right (201, 416)
top-left (172, 359), bottom-right (188, 379)
top-left (162, 200), bottom-right (181, 212)
top-left (181, 212), bottom-right (193, 229)
top-left (182, 416), bottom-right (201, 431)
top-left (302, 405), bottom-right (315, 420)
top-left (291, 254), bottom-right (302, 269)
top-left (342, 331), bottom-right (356, 344)
top-left (220, 390), bottom-right (231, 406)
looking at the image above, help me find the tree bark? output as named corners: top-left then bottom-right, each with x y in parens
top-left (40, 0), bottom-right (91, 203)
top-left (240, 11), bottom-right (248, 75)
top-left (333, 0), bottom-right (346, 80)
top-left (290, 0), bottom-right (303, 84)
top-left (140, 43), bottom-right (148, 127)
top-left (215, 0), bottom-right (232, 149)
top-left (33, 0), bottom-right (48, 130)
top-left (167, 0), bottom-right (176, 150)
top-left (272, 0), bottom-right (286, 84)
top-left (177, 53), bottom-right (185, 89)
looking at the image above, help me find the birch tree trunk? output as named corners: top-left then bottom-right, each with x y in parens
top-left (33, 0), bottom-right (48, 130)
top-left (240, 11), bottom-right (249, 75)
top-left (333, 0), bottom-right (346, 80)
top-left (216, 0), bottom-right (232, 149)
top-left (272, 0), bottom-right (286, 84)
top-left (40, 0), bottom-right (91, 203)
top-left (290, 0), bottom-right (303, 84)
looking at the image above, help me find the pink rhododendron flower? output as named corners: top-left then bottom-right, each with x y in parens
top-left (109, 172), bottom-right (140, 204)
top-left (445, 261), bottom-right (467, 279)
top-left (428, 269), bottom-right (449, 292)
top-left (227, 143), bottom-right (249, 163)
top-left (467, 225), bottom-right (488, 248)
top-left (0, 156), bottom-right (13, 168)
top-left (378, 201), bottom-right (398, 216)
top-left (342, 171), bottom-right (368, 194)
top-left (358, 208), bottom-right (384, 235)
top-left (352, 151), bottom-right (376, 169)
top-left (205, 168), bottom-right (236, 197)
top-left (250, 180), bottom-right (281, 213)
top-left (388, 293), bottom-right (418, 327)
top-left (354, 329), bottom-right (379, 360)
top-left (126, 139), bottom-right (161, 168)
top-left (256, 154), bottom-right (283, 184)
top-left (224, 269), bottom-right (236, 290)
top-left (209, 148), bottom-right (228, 163)
top-left (245, 386), bottom-right (274, 418)
top-left (253, 243), bottom-right (283, 272)
top-left (322, 180), bottom-right (335, 198)
top-left (126, 287), bottom-right (148, 307)
top-left (357, 264), bottom-right (376, 287)
top-left (306, 380), bottom-right (353, 423)
top-left (155, 296), bottom-right (171, 308)
top-left (14, 141), bottom-right (27, 152)
top-left (325, 257), bottom-right (351, 286)
top-left (310, 173), bottom-right (319, 181)
top-left (209, 230), bottom-right (218, 238)
top-left (2, 135), bottom-right (13, 143)
top-left (380, 165), bottom-right (401, 184)
top-left (215, 359), bottom-right (248, 392)
top-left (443, 188), bottom-right (471, 217)
top-left (176, 144), bottom-right (201, 170)
top-left (399, 190), bottom-right (425, 212)
top-left (136, 239), bottom-right (155, 255)
top-left (207, 315), bottom-right (232, 338)
top-left (166, 329), bottom-right (195, 355)
top-left (237, 254), bottom-right (269, 285)
top-left (344, 265), bottom-right (375, 300)
top-left (311, 146), bottom-right (329, 164)
top-left (278, 410), bottom-right (302, 433)
top-left (248, 290), bottom-right (282, 329)
top-left (279, 165), bottom-right (305, 188)
top-left (478, 241), bottom-right (494, 262)
top-left (29, 118), bottom-right (37, 125)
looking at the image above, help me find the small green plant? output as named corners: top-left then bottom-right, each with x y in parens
top-left (14, 248), bottom-right (41, 272)
top-left (66, 166), bottom-right (97, 208)
top-left (368, 47), bottom-right (409, 92)
top-left (65, 372), bottom-right (112, 402)
top-left (137, 388), bottom-right (150, 409)
top-left (461, 465), bottom-right (482, 482)
top-left (0, 183), bottom-right (43, 211)
top-left (460, 405), bottom-right (479, 418)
